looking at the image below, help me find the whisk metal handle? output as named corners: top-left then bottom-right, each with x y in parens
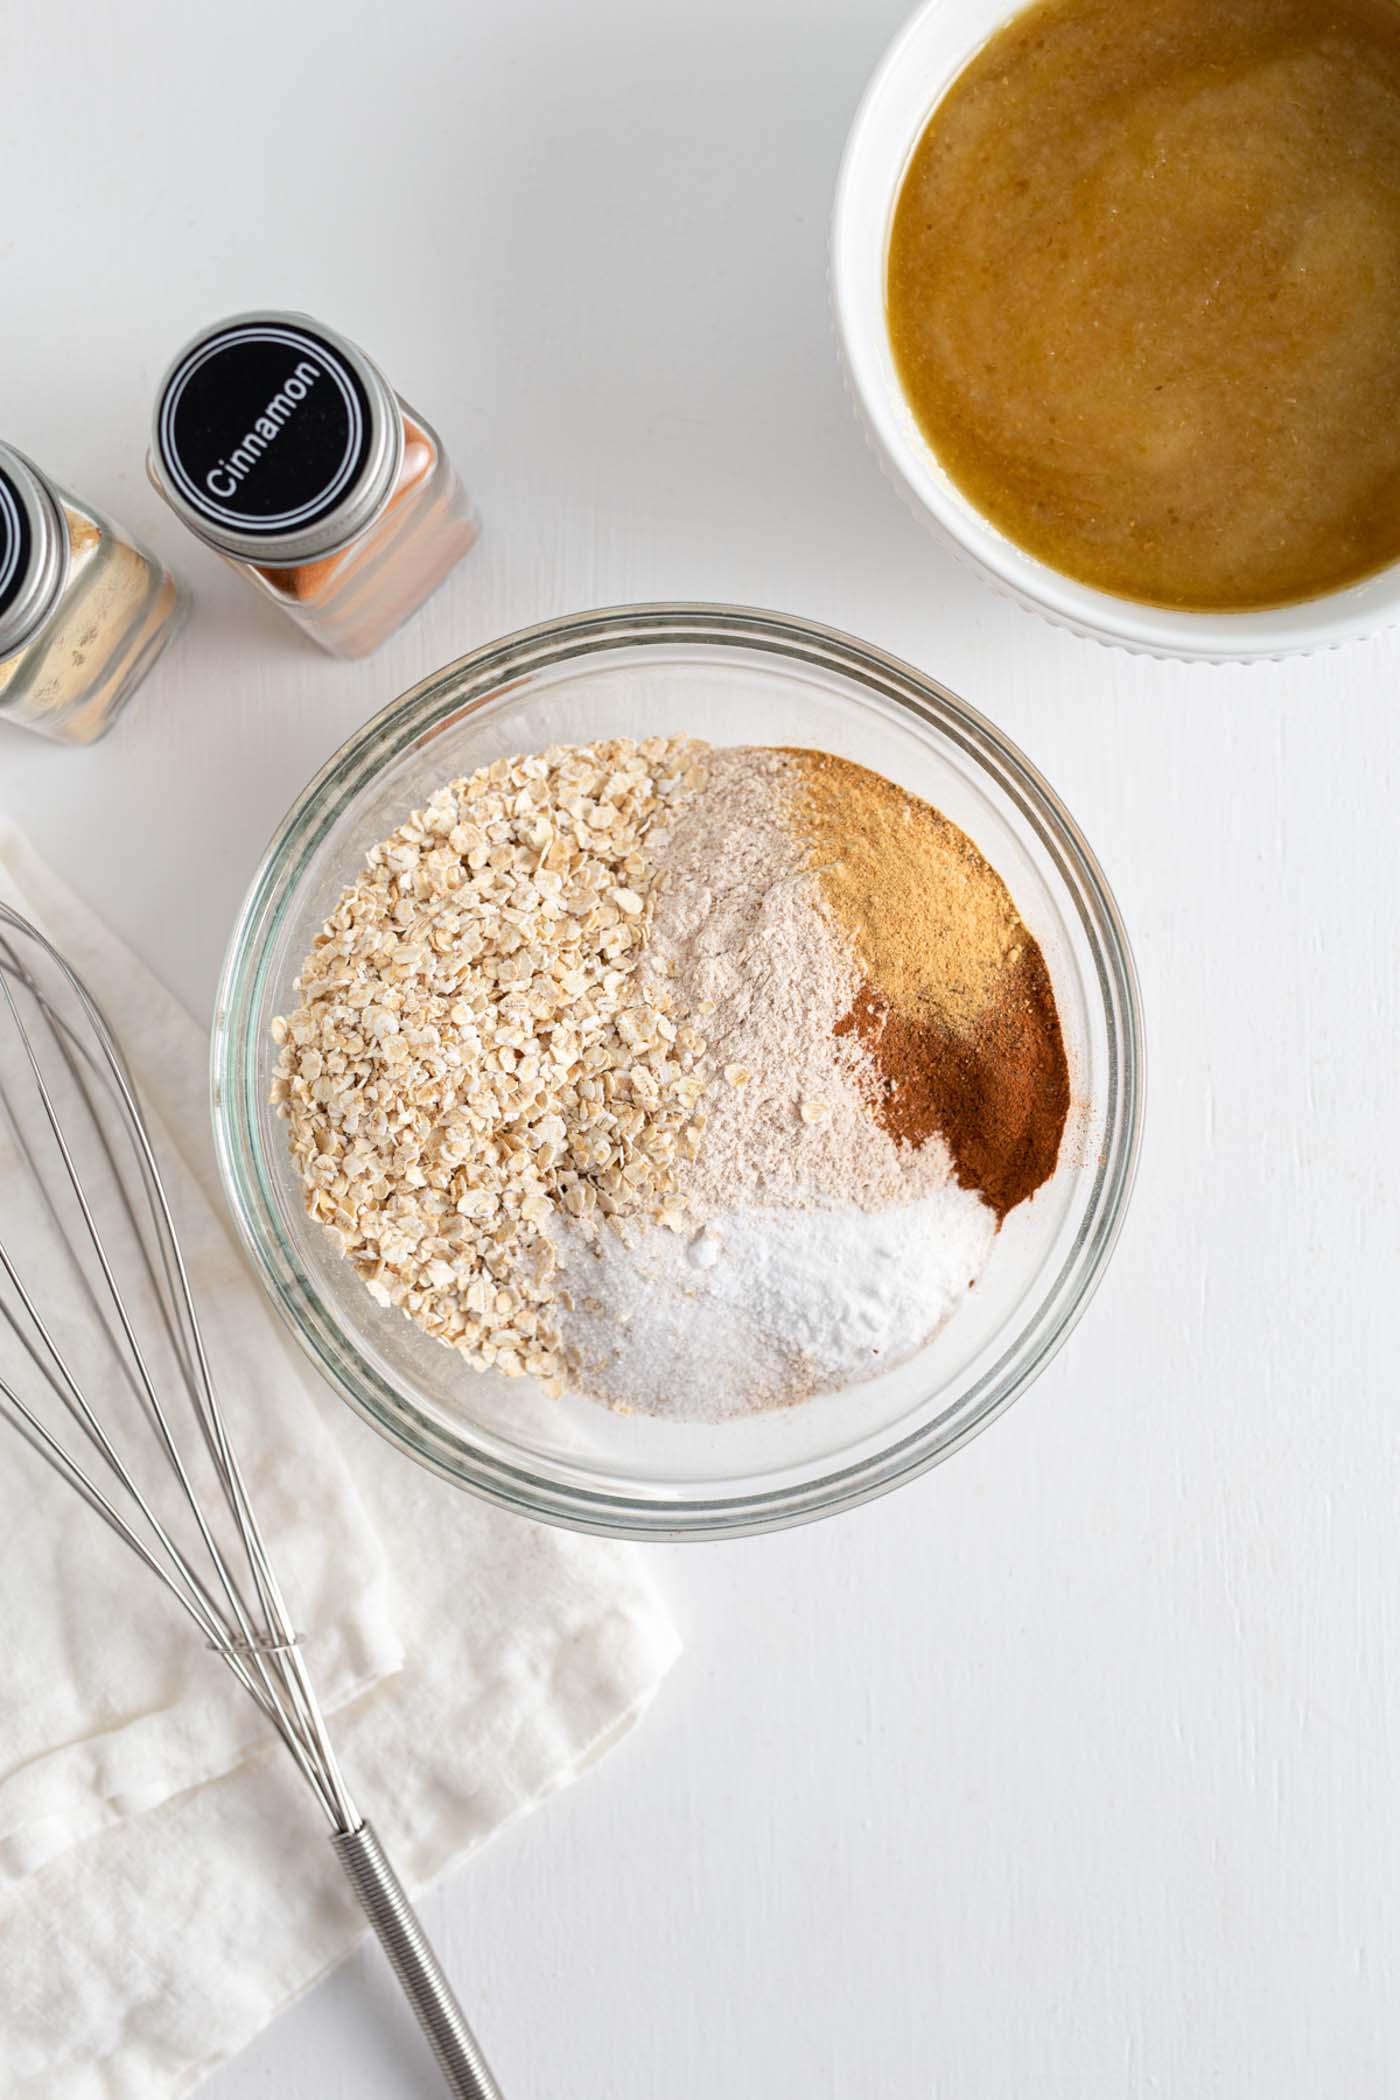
top-left (332, 1821), bottom-right (504, 2099)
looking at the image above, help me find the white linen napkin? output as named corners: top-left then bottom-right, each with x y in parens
top-left (0, 829), bottom-right (680, 2099)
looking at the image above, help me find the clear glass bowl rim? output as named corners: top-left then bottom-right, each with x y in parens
top-left (212, 602), bottom-right (1145, 1540)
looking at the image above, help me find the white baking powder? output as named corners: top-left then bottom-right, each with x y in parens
top-left (549, 1186), bottom-right (996, 1422)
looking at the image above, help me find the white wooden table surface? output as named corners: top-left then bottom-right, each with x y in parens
top-left (8, 1), bottom-right (1400, 2093)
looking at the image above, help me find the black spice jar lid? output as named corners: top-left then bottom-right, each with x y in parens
top-left (0, 445), bottom-right (69, 661)
top-left (150, 311), bottom-right (404, 567)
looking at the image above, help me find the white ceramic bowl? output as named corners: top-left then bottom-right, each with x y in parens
top-left (832, 0), bottom-right (1400, 662)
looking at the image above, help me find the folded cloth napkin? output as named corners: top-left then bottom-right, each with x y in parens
top-left (0, 829), bottom-right (680, 2100)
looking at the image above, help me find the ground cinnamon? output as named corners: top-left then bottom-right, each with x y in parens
top-left (836, 961), bottom-right (1069, 1220)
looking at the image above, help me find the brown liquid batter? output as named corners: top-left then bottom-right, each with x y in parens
top-left (888, 0), bottom-right (1400, 611)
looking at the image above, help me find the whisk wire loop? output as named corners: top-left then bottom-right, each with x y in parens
top-left (0, 905), bottom-right (500, 2095)
top-left (0, 924), bottom-right (350, 1822)
top-left (0, 913), bottom-right (351, 1809)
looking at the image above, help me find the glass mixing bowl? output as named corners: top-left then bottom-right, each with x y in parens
top-left (213, 604), bottom-right (1143, 1539)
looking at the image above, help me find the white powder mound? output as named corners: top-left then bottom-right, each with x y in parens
top-left (549, 1188), bottom-right (997, 1423)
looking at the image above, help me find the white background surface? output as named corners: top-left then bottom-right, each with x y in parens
top-left (7, 1), bottom-right (1400, 2093)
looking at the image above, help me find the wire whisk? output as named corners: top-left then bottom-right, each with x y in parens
top-left (0, 905), bottom-right (502, 2100)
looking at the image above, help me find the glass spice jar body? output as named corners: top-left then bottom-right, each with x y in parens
top-left (245, 400), bottom-right (476, 658)
top-left (0, 445), bottom-right (187, 746)
top-left (148, 312), bottom-right (479, 660)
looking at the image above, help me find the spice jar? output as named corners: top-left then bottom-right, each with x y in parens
top-left (148, 312), bottom-right (479, 659)
top-left (0, 444), bottom-right (186, 746)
